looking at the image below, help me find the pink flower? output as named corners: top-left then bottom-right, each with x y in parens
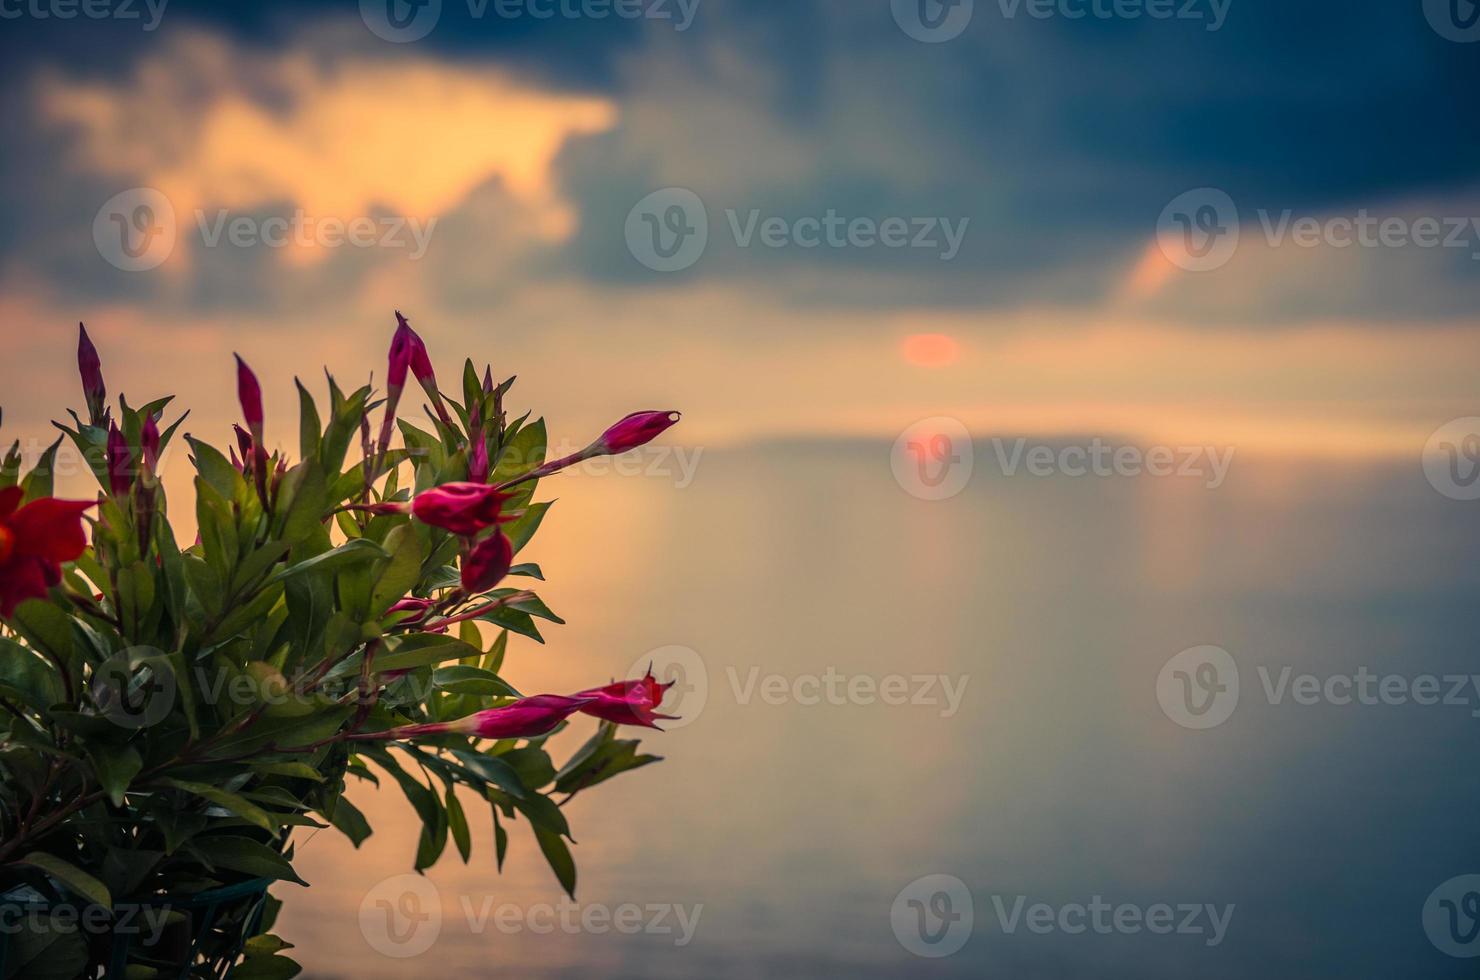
top-left (140, 413), bottom-right (161, 476)
top-left (496, 410), bottom-right (682, 490)
top-left (384, 596), bottom-right (447, 634)
top-left (0, 488), bottom-right (94, 618)
top-left (77, 323), bottom-right (106, 426)
top-left (468, 432), bottom-right (490, 483)
top-left (412, 482), bottom-right (511, 536)
top-left (460, 530), bottom-right (513, 593)
top-left (597, 411), bottom-right (681, 455)
top-left (390, 312), bottom-right (454, 430)
top-left (377, 312), bottom-right (429, 455)
top-left (235, 355), bottom-right (264, 443)
top-left (574, 667), bottom-right (678, 729)
top-left (106, 421), bottom-right (132, 498)
top-left (350, 694), bottom-right (596, 741)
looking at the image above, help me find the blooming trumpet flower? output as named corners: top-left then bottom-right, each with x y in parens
top-left (460, 530), bottom-right (513, 593)
top-left (349, 694), bottom-right (596, 741)
top-left (574, 668), bottom-right (678, 729)
top-left (0, 487), bottom-right (93, 617)
top-left (77, 323), bottom-right (107, 426)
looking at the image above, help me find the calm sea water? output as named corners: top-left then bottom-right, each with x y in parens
top-left (279, 440), bottom-right (1480, 979)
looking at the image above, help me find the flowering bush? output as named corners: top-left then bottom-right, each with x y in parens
top-left (0, 316), bottom-right (680, 978)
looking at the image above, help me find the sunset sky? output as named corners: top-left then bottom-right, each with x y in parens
top-left (2, 0), bottom-right (1477, 468)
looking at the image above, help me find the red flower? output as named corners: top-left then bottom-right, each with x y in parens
top-left (460, 530), bottom-right (513, 593)
top-left (574, 667), bottom-right (678, 729)
top-left (0, 487), bottom-right (94, 618)
top-left (350, 694), bottom-right (596, 741)
top-left (412, 482), bottom-right (511, 536)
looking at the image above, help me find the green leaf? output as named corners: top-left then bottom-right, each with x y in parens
top-left (493, 418), bottom-right (547, 482)
top-left (501, 747), bottom-right (556, 790)
top-left (296, 379), bottom-right (322, 461)
top-left (0, 637), bottom-right (62, 712)
top-left (162, 779), bottom-right (277, 833)
top-left (374, 634), bottom-right (483, 674)
top-left (327, 795), bottom-right (373, 847)
top-left (269, 538), bottom-right (387, 584)
top-left (502, 500), bottom-right (551, 554)
top-left (17, 852), bottom-right (112, 907)
top-left (232, 954), bottom-right (303, 980)
top-left (191, 836), bottom-right (307, 886)
top-left (492, 808), bottom-right (508, 870)
top-left (513, 790), bottom-right (571, 840)
top-left (258, 762), bottom-right (326, 782)
top-left (370, 523), bottom-right (425, 615)
top-left (432, 665), bottom-right (518, 697)
top-left (89, 743), bottom-right (143, 807)
top-left (533, 824), bottom-right (577, 899)
top-left (19, 436), bottom-right (62, 500)
top-left (446, 785), bottom-right (472, 863)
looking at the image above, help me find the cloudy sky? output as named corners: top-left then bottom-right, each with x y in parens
top-left (2, 0), bottom-right (1478, 475)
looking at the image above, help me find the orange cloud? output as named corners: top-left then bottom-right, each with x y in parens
top-left (37, 31), bottom-right (616, 255)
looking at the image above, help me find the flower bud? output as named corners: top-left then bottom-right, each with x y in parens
top-left (460, 530), bottom-right (513, 593)
top-left (77, 323), bottom-right (107, 426)
top-left (412, 482), bottom-right (511, 536)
